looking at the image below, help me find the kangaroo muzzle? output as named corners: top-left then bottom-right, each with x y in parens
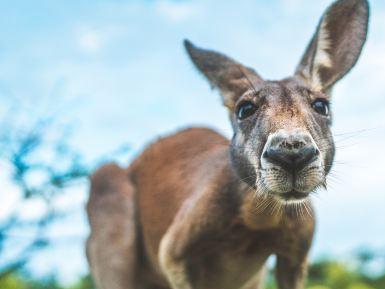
top-left (260, 129), bottom-right (324, 201)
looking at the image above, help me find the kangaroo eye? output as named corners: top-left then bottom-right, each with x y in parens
top-left (312, 99), bottom-right (329, 116)
top-left (237, 101), bottom-right (257, 120)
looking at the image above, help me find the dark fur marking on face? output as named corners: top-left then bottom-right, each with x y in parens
top-left (281, 84), bottom-right (294, 108)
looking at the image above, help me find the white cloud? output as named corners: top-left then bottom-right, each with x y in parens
top-left (279, 0), bottom-right (303, 14)
top-left (77, 27), bottom-right (103, 53)
top-left (155, 0), bottom-right (198, 22)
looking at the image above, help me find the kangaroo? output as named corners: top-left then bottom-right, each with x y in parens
top-left (86, 1), bottom-right (369, 288)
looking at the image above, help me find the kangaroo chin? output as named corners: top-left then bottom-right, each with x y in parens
top-left (86, 1), bottom-right (369, 289)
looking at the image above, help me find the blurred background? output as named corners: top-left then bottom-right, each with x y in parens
top-left (0, 0), bottom-right (384, 288)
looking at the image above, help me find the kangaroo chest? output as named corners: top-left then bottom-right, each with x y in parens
top-left (184, 224), bottom-right (292, 289)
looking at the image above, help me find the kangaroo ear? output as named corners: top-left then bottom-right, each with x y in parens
top-left (295, 0), bottom-right (369, 91)
top-left (184, 40), bottom-right (264, 109)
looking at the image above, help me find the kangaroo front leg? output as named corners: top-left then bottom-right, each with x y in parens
top-left (275, 214), bottom-right (314, 289)
top-left (275, 255), bottom-right (308, 289)
top-left (158, 238), bottom-right (193, 289)
top-left (158, 187), bottom-right (230, 289)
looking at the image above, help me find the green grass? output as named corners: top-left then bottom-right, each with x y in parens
top-left (1, 259), bottom-right (384, 289)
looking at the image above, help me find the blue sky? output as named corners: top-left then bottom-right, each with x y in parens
top-left (1, 0), bottom-right (385, 284)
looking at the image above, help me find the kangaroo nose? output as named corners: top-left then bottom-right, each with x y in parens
top-left (263, 133), bottom-right (319, 172)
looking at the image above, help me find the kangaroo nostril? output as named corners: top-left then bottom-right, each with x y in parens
top-left (295, 147), bottom-right (318, 169)
top-left (262, 150), bottom-right (269, 159)
top-left (263, 145), bottom-right (318, 172)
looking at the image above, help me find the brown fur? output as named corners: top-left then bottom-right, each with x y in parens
top-left (86, 1), bottom-right (369, 289)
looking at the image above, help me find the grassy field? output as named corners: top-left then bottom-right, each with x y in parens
top-left (1, 258), bottom-right (384, 289)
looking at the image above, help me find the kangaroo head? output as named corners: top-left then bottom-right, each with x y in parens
top-left (185, 0), bottom-right (369, 202)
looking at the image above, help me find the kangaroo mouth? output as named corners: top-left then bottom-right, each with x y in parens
top-left (279, 190), bottom-right (309, 201)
